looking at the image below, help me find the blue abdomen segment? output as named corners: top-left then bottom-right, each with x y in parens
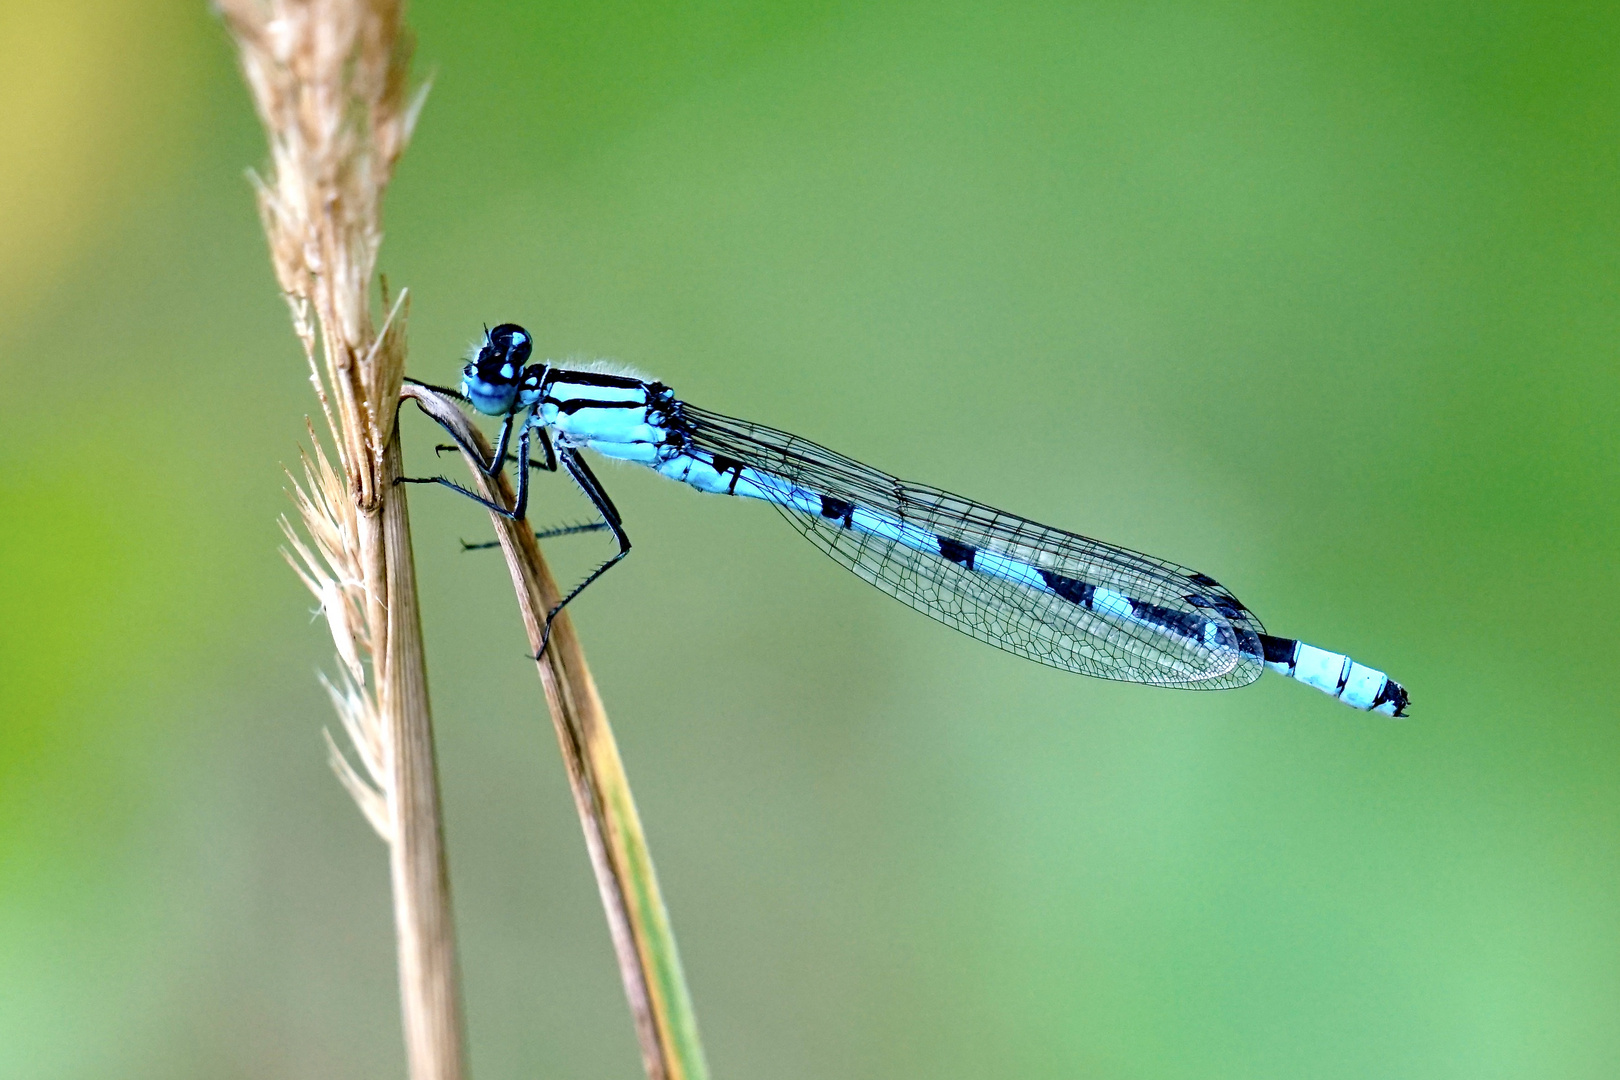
top-left (1259, 634), bottom-right (1409, 716)
top-left (662, 449), bottom-right (1017, 579)
top-left (651, 444), bottom-right (1255, 679)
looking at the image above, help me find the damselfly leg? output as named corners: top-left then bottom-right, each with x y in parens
top-left (434, 442), bottom-right (557, 473)
top-left (397, 412), bottom-right (546, 520)
top-left (401, 378), bottom-right (522, 477)
top-left (439, 440), bottom-right (613, 548)
top-left (403, 398), bottom-right (633, 654)
top-left (533, 448), bottom-right (632, 655)
top-left (459, 522), bottom-right (610, 551)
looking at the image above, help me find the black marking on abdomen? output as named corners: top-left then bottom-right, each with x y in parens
top-left (1186, 592), bottom-right (1248, 621)
top-left (1128, 598), bottom-right (1214, 642)
top-left (711, 453), bottom-right (744, 494)
top-left (1038, 569), bottom-right (1095, 608)
top-left (1259, 634), bottom-right (1298, 668)
top-left (820, 495), bottom-right (855, 527)
top-left (1373, 679), bottom-right (1410, 717)
top-left (937, 536), bottom-right (976, 569)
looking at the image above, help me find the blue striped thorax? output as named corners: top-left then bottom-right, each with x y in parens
top-left (461, 323), bottom-right (534, 415)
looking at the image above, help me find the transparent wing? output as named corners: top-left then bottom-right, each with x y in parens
top-left (676, 403), bottom-right (1265, 689)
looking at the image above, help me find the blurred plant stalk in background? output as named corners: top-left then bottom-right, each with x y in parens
top-left (218, 2), bottom-right (463, 1078)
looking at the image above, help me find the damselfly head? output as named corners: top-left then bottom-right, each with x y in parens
top-left (461, 323), bottom-right (534, 414)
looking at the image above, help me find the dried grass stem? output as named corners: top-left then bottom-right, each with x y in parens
top-left (402, 383), bottom-right (709, 1080)
top-left (225, 1), bottom-right (465, 1077)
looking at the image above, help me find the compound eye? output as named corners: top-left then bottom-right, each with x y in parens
top-left (487, 323), bottom-right (533, 371)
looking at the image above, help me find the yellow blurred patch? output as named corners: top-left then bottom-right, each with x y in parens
top-left (0, 0), bottom-right (199, 315)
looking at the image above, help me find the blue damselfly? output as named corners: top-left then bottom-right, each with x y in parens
top-left (403, 325), bottom-right (1408, 716)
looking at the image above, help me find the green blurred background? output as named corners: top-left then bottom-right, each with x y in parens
top-left (2, 0), bottom-right (1617, 1076)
